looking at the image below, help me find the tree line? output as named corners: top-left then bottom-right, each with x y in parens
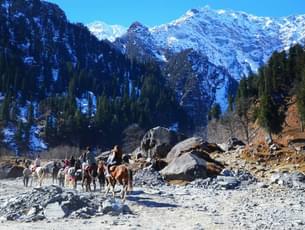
top-left (209, 44), bottom-right (305, 143)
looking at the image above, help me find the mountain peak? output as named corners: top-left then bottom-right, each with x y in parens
top-left (128, 21), bottom-right (149, 33)
top-left (86, 21), bottom-right (126, 42)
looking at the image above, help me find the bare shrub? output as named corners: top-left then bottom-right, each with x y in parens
top-left (40, 145), bottom-right (82, 160)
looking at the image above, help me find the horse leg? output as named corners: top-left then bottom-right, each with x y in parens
top-left (30, 175), bottom-right (33, 187)
top-left (127, 169), bottom-right (133, 193)
top-left (122, 183), bottom-right (128, 203)
top-left (93, 177), bottom-right (96, 191)
top-left (39, 171), bottom-right (45, 187)
top-left (104, 178), bottom-right (111, 197)
top-left (111, 180), bottom-right (116, 198)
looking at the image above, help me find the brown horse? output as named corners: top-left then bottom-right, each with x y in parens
top-left (104, 164), bottom-right (133, 202)
top-left (95, 160), bottom-right (106, 191)
top-left (82, 165), bottom-right (92, 192)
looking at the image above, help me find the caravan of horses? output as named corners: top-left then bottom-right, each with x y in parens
top-left (22, 148), bottom-right (133, 201)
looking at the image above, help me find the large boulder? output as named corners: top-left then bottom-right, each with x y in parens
top-left (7, 165), bottom-right (24, 178)
top-left (218, 137), bottom-right (245, 152)
top-left (0, 162), bottom-right (24, 179)
top-left (139, 126), bottom-right (186, 159)
top-left (161, 153), bottom-right (208, 181)
top-left (160, 137), bottom-right (224, 181)
top-left (166, 137), bottom-right (223, 163)
top-left (122, 124), bottom-right (145, 154)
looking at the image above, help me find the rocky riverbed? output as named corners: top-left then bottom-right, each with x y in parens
top-left (0, 176), bottom-right (304, 230)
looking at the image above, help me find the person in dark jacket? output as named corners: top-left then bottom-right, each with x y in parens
top-left (70, 156), bottom-right (76, 167)
top-left (105, 145), bottom-right (123, 177)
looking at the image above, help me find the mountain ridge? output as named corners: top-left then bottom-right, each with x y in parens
top-left (87, 7), bottom-right (305, 124)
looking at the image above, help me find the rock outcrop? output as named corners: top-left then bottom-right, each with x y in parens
top-left (166, 137), bottom-right (223, 162)
top-left (0, 162), bottom-right (24, 179)
top-left (138, 126), bottom-right (186, 159)
top-left (0, 185), bottom-right (131, 221)
top-left (160, 137), bottom-right (224, 181)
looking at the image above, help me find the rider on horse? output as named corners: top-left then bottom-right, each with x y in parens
top-left (32, 155), bottom-right (41, 172)
top-left (70, 155), bottom-right (76, 167)
top-left (105, 145), bottom-right (123, 178)
top-left (85, 146), bottom-right (97, 176)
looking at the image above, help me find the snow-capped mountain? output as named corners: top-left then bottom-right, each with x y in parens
top-left (87, 21), bottom-right (126, 42)
top-left (149, 7), bottom-right (305, 78)
top-left (100, 7), bottom-right (305, 130)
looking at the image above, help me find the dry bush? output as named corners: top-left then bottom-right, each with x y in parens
top-left (0, 147), bottom-right (16, 161)
top-left (40, 145), bottom-right (82, 160)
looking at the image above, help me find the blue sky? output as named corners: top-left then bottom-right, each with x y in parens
top-left (47, 0), bottom-right (305, 27)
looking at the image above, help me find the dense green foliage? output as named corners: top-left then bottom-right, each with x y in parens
top-left (235, 44), bottom-right (305, 138)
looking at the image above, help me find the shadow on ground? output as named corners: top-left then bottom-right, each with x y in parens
top-left (127, 195), bottom-right (178, 208)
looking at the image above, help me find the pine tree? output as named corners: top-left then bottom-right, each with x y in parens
top-left (1, 95), bottom-right (10, 121)
top-left (209, 103), bottom-right (221, 121)
top-left (27, 103), bottom-right (34, 125)
top-left (257, 93), bottom-right (283, 142)
top-left (296, 70), bottom-right (305, 132)
top-left (235, 77), bottom-right (251, 143)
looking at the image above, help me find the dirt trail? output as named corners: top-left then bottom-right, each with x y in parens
top-left (0, 177), bottom-right (304, 230)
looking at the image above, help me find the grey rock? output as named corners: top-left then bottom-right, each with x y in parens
top-left (139, 126), bottom-right (186, 159)
top-left (134, 167), bottom-right (165, 186)
top-left (166, 137), bottom-right (222, 162)
top-left (216, 176), bottom-right (240, 189)
top-left (44, 202), bottom-right (65, 219)
top-left (102, 199), bottom-right (131, 216)
top-left (0, 163), bottom-right (24, 179)
top-left (270, 172), bottom-right (305, 188)
top-left (221, 169), bottom-right (235, 177)
top-left (161, 153), bottom-right (208, 181)
top-left (0, 185), bottom-right (102, 221)
top-left (218, 137), bottom-right (245, 152)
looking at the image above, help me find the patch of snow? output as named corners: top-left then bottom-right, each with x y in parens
top-left (52, 69), bottom-right (59, 81)
top-left (76, 91), bottom-right (97, 116)
top-left (23, 57), bottom-right (35, 65)
top-left (169, 123), bottom-right (178, 132)
top-left (87, 21), bottom-right (127, 42)
top-left (29, 126), bottom-right (47, 151)
top-left (215, 79), bottom-right (228, 112)
top-left (3, 125), bottom-right (17, 151)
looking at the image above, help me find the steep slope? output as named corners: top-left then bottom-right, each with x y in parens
top-left (0, 0), bottom-right (187, 152)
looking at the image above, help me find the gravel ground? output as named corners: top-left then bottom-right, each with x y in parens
top-left (0, 177), bottom-right (304, 230)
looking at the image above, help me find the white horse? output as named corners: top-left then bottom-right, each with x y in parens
top-left (30, 166), bottom-right (46, 187)
top-left (30, 162), bottom-right (53, 187)
top-left (57, 168), bottom-right (65, 187)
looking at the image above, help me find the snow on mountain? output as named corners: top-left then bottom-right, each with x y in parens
top-left (87, 21), bottom-right (126, 42)
top-left (111, 7), bottom-right (305, 115)
top-left (149, 7), bottom-right (305, 79)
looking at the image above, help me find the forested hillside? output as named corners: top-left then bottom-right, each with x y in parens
top-left (209, 44), bottom-right (305, 144)
top-left (0, 0), bottom-right (188, 153)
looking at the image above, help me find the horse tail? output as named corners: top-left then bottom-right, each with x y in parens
top-left (127, 168), bottom-right (133, 192)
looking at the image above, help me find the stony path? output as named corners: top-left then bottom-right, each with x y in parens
top-left (0, 178), bottom-right (304, 230)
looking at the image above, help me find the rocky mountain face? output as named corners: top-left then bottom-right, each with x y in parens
top-left (89, 7), bottom-right (305, 132)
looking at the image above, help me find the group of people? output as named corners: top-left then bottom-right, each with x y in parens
top-left (79, 145), bottom-right (123, 178)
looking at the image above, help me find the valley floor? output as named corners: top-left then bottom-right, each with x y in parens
top-left (0, 178), bottom-right (304, 230)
